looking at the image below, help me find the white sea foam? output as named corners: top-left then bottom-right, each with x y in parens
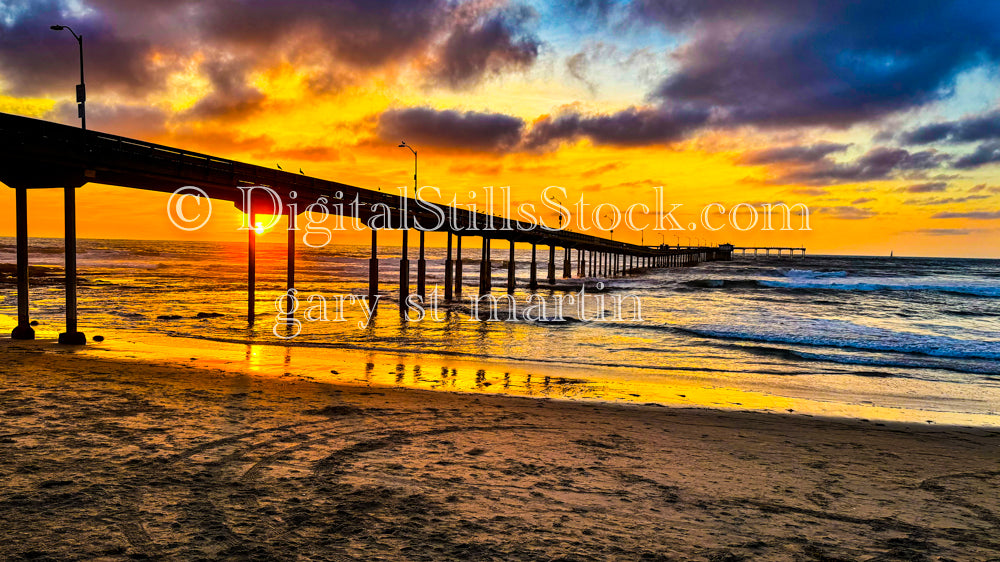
top-left (760, 278), bottom-right (1000, 297)
top-left (685, 318), bottom-right (1000, 361)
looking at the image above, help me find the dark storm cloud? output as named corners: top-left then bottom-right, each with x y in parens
top-left (199, 0), bottom-right (542, 91)
top-left (374, 104), bottom-right (711, 152)
top-left (199, 0), bottom-right (449, 68)
top-left (899, 110), bottom-right (1000, 145)
top-left (524, 105), bottom-right (711, 149)
top-left (633, 0), bottom-right (1000, 128)
top-left (432, 5), bottom-right (540, 89)
top-left (0, 0), bottom-right (162, 97)
top-left (181, 56), bottom-right (265, 120)
top-left (739, 142), bottom-right (849, 165)
top-left (776, 147), bottom-right (949, 185)
top-left (0, 0), bottom-right (541, 102)
top-left (953, 141), bottom-right (1000, 169)
top-left (377, 107), bottom-right (526, 152)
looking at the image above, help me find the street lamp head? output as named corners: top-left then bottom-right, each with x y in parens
top-left (398, 141), bottom-right (406, 147)
top-left (50, 25), bottom-right (65, 30)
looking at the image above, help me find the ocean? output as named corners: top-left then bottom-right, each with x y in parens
top-left (2, 237), bottom-right (999, 424)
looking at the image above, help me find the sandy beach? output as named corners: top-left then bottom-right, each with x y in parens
top-left (2, 341), bottom-right (999, 561)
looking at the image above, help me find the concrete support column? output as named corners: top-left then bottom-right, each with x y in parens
top-left (444, 232), bottom-right (453, 302)
top-left (368, 229), bottom-right (379, 315)
top-left (399, 229), bottom-right (409, 314)
top-left (479, 237), bottom-right (491, 296)
top-left (287, 211), bottom-right (295, 294)
top-left (59, 185), bottom-right (86, 344)
top-left (247, 210), bottom-right (256, 326)
top-left (547, 245), bottom-right (556, 284)
top-left (11, 186), bottom-right (34, 340)
top-left (454, 235), bottom-right (463, 300)
top-left (529, 244), bottom-right (538, 290)
top-left (563, 247), bottom-right (571, 278)
top-left (507, 239), bottom-right (516, 294)
top-left (417, 230), bottom-right (426, 301)
top-left (484, 238), bottom-right (492, 292)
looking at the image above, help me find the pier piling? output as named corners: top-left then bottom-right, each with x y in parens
top-left (479, 237), bottom-right (491, 296)
top-left (507, 239), bottom-right (516, 294)
top-left (417, 230), bottom-right (426, 301)
top-left (11, 186), bottom-right (33, 340)
top-left (247, 211), bottom-right (256, 326)
top-left (399, 230), bottom-right (409, 314)
top-left (547, 245), bottom-right (556, 285)
top-left (369, 229), bottom-right (378, 315)
top-left (58, 185), bottom-right (86, 344)
top-left (287, 211), bottom-right (295, 293)
top-left (529, 244), bottom-right (538, 290)
top-left (444, 232), bottom-right (453, 302)
top-left (454, 235), bottom-right (463, 300)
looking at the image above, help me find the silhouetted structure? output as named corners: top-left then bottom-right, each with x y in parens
top-left (0, 112), bottom-right (732, 342)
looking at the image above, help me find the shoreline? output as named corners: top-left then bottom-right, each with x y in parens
top-left (3, 340), bottom-right (1000, 559)
top-left (4, 315), bottom-right (1000, 427)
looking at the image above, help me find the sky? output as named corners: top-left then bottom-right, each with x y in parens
top-left (1, 0), bottom-right (1000, 257)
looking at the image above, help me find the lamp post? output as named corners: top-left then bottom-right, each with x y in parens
top-left (546, 193), bottom-right (565, 230)
top-left (398, 141), bottom-right (424, 301)
top-left (51, 23), bottom-right (87, 345)
top-left (50, 25), bottom-right (85, 130)
top-left (398, 141), bottom-right (416, 197)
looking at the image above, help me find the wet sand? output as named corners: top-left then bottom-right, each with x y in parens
top-left (2, 342), bottom-right (1000, 561)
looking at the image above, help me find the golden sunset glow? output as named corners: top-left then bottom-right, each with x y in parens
top-left (3, 5), bottom-right (1000, 560)
top-left (0, 1), bottom-right (998, 257)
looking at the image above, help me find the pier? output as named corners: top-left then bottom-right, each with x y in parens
top-left (0, 112), bottom-right (733, 343)
top-left (732, 246), bottom-right (806, 257)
